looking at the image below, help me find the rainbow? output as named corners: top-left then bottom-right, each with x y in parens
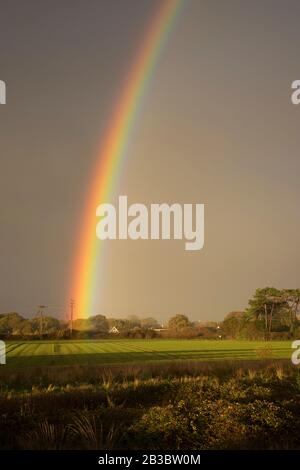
top-left (70, 0), bottom-right (184, 318)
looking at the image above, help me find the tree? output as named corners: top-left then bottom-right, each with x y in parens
top-left (282, 289), bottom-right (300, 333)
top-left (107, 318), bottom-right (131, 332)
top-left (246, 288), bottom-right (286, 340)
top-left (73, 314), bottom-right (109, 333)
top-left (72, 318), bottom-right (90, 331)
top-left (0, 312), bottom-right (27, 336)
top-left (125, 315), bottom-right (141, 328)
top-left (221, 312), bottom-right (244, 339)
top-left (90, 314), bottom-right (109, 333)
top-left (140, 317), bottom-right (160, 329)
top-left (30, 316), bottom-right (60, 336)
top-left (168, 314), bottom-right (190, 331)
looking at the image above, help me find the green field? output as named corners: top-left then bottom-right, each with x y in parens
top-left (4, 339), bottom-right (293, 367)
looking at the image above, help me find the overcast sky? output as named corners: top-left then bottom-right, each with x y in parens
top-left (1, 0), bottom-right (300, 321)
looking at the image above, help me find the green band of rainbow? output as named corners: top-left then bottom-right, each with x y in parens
top-left (70, 0), bottom-right (184, 318)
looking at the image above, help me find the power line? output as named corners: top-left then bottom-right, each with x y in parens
top-left (36, 305), bottom-right (47, 337)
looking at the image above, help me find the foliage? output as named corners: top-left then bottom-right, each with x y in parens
top-left (222, 312), bottom-right (245, 339)
top-left (168, 314), bottom-right (190, 331)
top-left (246, 288), bottom-right (300, 340)
top-left (1, 362), bottom-right (300, 450)
top-left (1, 286), bottom-right (300, 341)
top-left (0, 312), bottom-right (27, 336)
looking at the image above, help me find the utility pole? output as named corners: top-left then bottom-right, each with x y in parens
top-left (37, 305), bottom-right (47, 338)
top-left (70, 299), bottom-right (75, 337)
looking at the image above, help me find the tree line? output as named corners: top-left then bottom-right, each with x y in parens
top-left (0, 287), bottom-right (299, 340)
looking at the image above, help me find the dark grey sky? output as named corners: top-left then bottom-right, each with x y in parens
top-left (1, 0), bottom-right (300, 321)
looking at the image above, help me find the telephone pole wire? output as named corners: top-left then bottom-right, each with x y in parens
top-left (37, 305), bottom-right (47, 338)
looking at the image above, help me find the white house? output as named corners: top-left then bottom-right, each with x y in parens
top-left (109, 326), bottom-right (120, 334)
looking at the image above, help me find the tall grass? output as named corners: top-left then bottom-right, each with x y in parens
top-left (69, 411), bottom-right (117, 449)
top-left (0, 358), bottom-right (292, 391)
top-left (22, 419), bottom-right (67, 450)
top-left (1, 359), bottom-right (300, 450)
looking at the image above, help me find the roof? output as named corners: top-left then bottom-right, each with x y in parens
top-left (109, 326), bottom-right (120, 333)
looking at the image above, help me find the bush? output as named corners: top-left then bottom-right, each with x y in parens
top-left (1, 361), bottom-right (300, 450)
top-left (129, 389), bottom-right (295, 449)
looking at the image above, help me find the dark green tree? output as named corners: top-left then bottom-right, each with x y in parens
top-left (282, 289), bottom-right (300, 333)
top-left (246, 287), bottom-right (286, 340)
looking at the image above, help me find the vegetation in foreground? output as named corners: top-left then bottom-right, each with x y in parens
top-left (1, 360), bottom-right (300, 450)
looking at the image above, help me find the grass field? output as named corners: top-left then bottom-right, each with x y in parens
top-left (4, 339), bottom-right (293, 367)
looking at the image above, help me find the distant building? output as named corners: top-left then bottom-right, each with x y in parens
top-left (109, 326), bottom-right (120, 334)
